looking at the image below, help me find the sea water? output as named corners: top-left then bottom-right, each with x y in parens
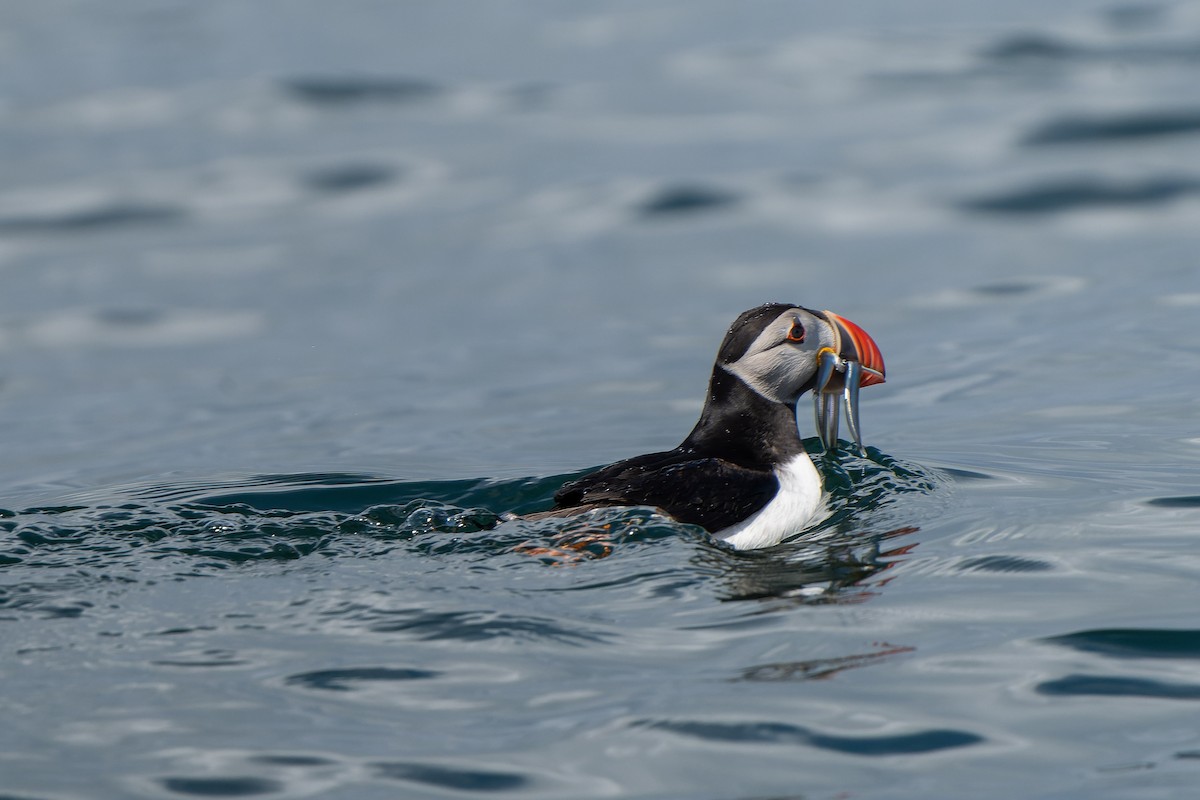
top-left (3, 2), bottom-right (1200, 798)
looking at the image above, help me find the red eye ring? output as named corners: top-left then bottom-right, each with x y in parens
top-left (786, 321), bottom-right (805, 343)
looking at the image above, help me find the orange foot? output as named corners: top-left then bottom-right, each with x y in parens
top-left (514, 526), bottom-right (616, 563)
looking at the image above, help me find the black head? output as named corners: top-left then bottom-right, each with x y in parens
top-left (716, 303), bottom-right (843, 406)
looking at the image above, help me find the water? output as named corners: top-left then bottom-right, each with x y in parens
top-left (3, 1), bottom-right (1200, 797)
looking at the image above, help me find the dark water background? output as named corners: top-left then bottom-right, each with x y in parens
top-left (3, 2), bottom-right (1200, 798)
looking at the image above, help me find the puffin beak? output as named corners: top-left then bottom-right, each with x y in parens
top-left (811, 311), bottom-right (886, 455)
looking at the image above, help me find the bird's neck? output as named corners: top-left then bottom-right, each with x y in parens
top-left (680, 366), bottom-right (809, 470)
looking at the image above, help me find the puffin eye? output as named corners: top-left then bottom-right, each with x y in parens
top-left (786, 320), bottom-right (806, 343)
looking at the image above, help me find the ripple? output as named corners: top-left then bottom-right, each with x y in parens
top-left (299, 163), bottom-right (399, 194)
top-left (0, 478), bottom-right (524, 619)
top-left (957, 175), bottom-right (1200, 215)
top-left (284, 666), bottom-right (441, 691)
top-left (910, 275), bottom-right (1086, 309)
top-left (246, 755), bottom-right (339, 767)
top-left (1145, 495), bottom-right (1200, 508)
top-left (0, 202), bottom-right (186, 235)
top-left (956, 555), bottom-right (1055, 573)
top-left (637, 185), bottom-right (740, 218)
top-left (0, 453), bottom-right (938, 617)
top-left (641, 719), bottom-right (984, 755)
top-left (2, 308), bottom-right (262, 350)
top-left (158, 776), bottom-right (283, 797)
top-left (280, 76), bottom-right (442, 106)
top-left (152, 649), bottom-right (250, 668)
top-left (1022, 109), bottom-right (1200, 145)
top-left (1036, 674), bottom-right (1200, 700)
top-left (151, 626), bottom-right (218, 637)
top-left (810, 444), bottom-right (946, 534)
top-left (0, 471), bottom-right (648, 619)
top-left (1042, 628), bottom-right (1200, 659)
top-left (979, 33), bottom-right (1081, 62)
top-left (358, 608), bottom-right (609, 645)
top-left (190, 472), bottom-right (553, 516)
top-left (979, 32), bottom-right (1200, 65)
top-left (970, 282), bottom-right (1040, 297)
top-left (371, 761), bottom-right (528, 791)
top-left (941, 467), bottom-right (1000, 482)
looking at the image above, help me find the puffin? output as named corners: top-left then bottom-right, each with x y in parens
top-left (545, 303), bottom-right (885, 550)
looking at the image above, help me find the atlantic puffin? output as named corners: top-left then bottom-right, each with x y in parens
top-left (546, 303), bottom-right (885, 550)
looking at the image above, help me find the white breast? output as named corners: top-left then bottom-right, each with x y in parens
top-left (716, 452), bottom-right (826, 550)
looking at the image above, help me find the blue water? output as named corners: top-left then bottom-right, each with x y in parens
top-left (4, 2), bottom-right (1200, 798)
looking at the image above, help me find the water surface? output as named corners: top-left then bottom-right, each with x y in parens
top-left (3, 2), bottom-right (1200, 798)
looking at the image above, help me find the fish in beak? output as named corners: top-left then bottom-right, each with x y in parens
top-left (809, 310), bottom-right (886, 455)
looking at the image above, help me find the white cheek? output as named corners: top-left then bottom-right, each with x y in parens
top-left (724, 346), bottom-right (815, 405)
top-left (723, 350), bottom-right (790, 403)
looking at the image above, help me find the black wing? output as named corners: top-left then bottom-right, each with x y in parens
top-left (553, 449), bottom-right (777, 532)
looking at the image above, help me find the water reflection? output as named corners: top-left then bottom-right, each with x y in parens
top-left (737, 643), bottom-right (915, 682)
top-left (697, 525), bottom-right (919, 605)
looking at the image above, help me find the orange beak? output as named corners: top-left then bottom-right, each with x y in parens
top-left (812, 310), bottom-right (886, 455)
top-left (823, 310), bottom-right (886, 386)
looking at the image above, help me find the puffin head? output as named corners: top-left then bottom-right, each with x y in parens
top-left (718, 303), bottom-right (885, 454)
